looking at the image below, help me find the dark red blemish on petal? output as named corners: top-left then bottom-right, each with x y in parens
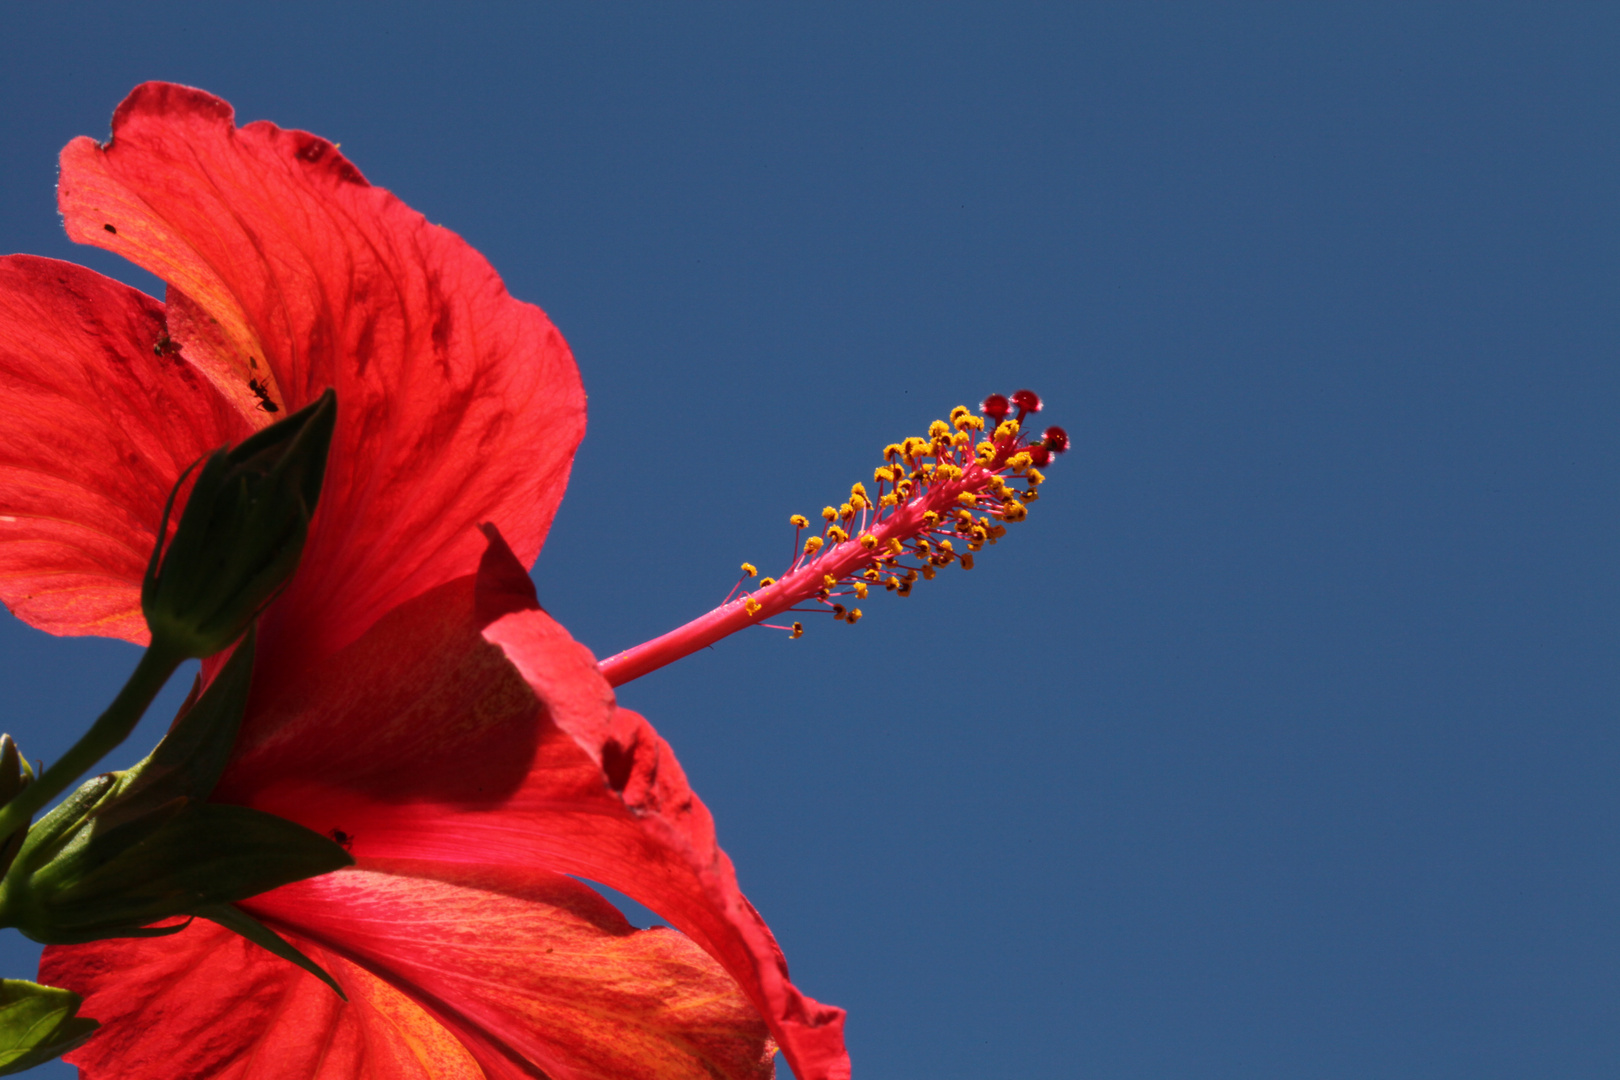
top-left (112, 82), bottom-right (235, 139)
top-left (429, 289), bottom-right (454, 367)
top-left (601, 738), bottom-right (636, 793)
top-left (102, 223), bottom-right (117, 234)
top-left (287, 131), bottom-right (369, 185)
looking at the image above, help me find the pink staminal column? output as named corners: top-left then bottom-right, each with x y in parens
top-left (600, 392), bottom-right (1069, 687)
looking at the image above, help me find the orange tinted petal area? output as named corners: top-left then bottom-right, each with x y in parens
top-left (249, 867), bottom-right (775, 1080)
top-left (215, 535), bottom-right (849, 1080)
top-left (41, 917), bottom-right (484, 1080)
top-left (43, 866), bottom-right (773, 1080)
top-left (0, 255), bottom-right (247, 642)
top-left (59, 82), bottom-right (586, 668)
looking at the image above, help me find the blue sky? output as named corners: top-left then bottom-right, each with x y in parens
top-left (0, 4), bottom-right (1616, 1077)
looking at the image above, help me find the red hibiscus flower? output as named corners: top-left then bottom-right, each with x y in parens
top-left (0, 83), bottom-right (848, 1080)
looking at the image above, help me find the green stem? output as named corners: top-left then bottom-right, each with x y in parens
top-left (0, 644), bottom-right (183, 841)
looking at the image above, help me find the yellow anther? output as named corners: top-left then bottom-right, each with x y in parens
top-left (884, 443), bottom-right (904, 462)
top-left (821, 506), bottom-right (837, 522)
top-left (851, 494), bottom-right (867, 512)
top-left (953, 431), bottom-right (972, 448)
top-left (887, 538), bottom-right (904, 555)
top-left (745, 598), bottom-right (762, 615)
top-left (936, 464), bottom-right (962, 482)
top-left (758, 577), bottom-right (775, 587)
top-left (929, 419), bottom-right (951, 440)
top-left (1027, 468), bottom-right (1045, 486)
top-left (740, 562), bottom-right (757, 577)
top-left (920, 565), bottom-right (937, 581)
top-left (823, 574), bottom-right (838, 589)
top-left (790, 622), bottom-right (804, 639)
top-left (860, 533), bottom-right (879, 550)
top-left (826, 525), bottom-right (849, 543)
top-left (839, 502), bottom-right (855, 520)
top-left (863, 568), bottom-right (881, 581)
top-left (1008, 452), bottom-right (1033, 471)
top-left (804, 536), bottom-right (824, 555)
top-left (938, 538), bottom-right (954, 552)
top-left (994, 419), bottom-right (1020, 441)
top-left (960, 553), bottom-right (975, 570)
top-left (874, 465), bottom-right (895, 484)
top-left (976, 441), bottom-right (996, 463)
top-left (916, 538), bottom-right (932, 553)
top-left (851, 482), bottom-right (868, 499)
top-left (957, 508), bottom-right (973, 523)
top-left (790, 514), bottom-right (809, 528)
top-left (1002, 500), bottom-right (1028, 522)
top-left (832, 604), bottom-right (847, 619)
top-left (853, 582), bottom-right (868, 598)
top-left (957, 492), bottom-right (978, 506)
top-left (950, 405), bottom-right (970, 422)
top-left (895, 480), bottom-right (913, 497)
top-left (923, 510), bottom-right (940, 526)
top-left (880, 493), bottom-right (898, 508)
top-left (847, 608), bottom-right (863, 624)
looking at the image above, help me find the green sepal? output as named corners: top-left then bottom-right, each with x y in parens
top-left (0, 979), bottom-right (98, 1075)
top-left (96, 627), bottom-right (257, 829)
top-left (196, 903), bottom-right (346, 999)
top-left (0, 631), bottom-right (351, 944)
top-left (0, 738), bottom-right (35, 881)
top-left (9, 776), bottom-right (118, 885)
top-left (16, 800), bottom-right (351, 942)
top-left (3, 627), bottom-right (253, 886)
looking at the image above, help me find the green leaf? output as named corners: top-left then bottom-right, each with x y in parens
top-left (0, 979), bottom-right (98, 1075)
top-left (196, 904), bottom-right (346, 999)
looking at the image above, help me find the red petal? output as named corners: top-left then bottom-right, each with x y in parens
top-left (44, 866), bottom-right (776, 1080)
top-left (253, 866), bottom-right (775, 1079)
top-left (42, 917), bottom-right (485, 1080)
top-left (59, 82), bottom-right (585, 667)
top-left (214, 539), bottom-right (850, 1080)
top-left (0, 256), bottom-right (247, 642)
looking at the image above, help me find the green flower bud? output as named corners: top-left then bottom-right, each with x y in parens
top-left (142, 389), bottom-right (336, 659)
top-left (0, 979), bottom-right (98, 1075)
